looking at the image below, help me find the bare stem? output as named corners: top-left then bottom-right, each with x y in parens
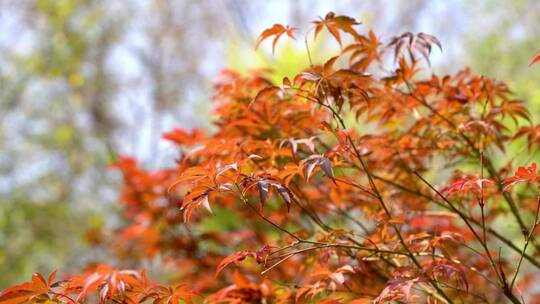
top-left (510, 196), bottom-right (540, 290)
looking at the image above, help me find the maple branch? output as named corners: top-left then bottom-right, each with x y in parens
top-left (264, 243), bottom-right (412, 276)
top-left (334, 177), bottom-right (377, 198)
top-left (510, 196), bottom-right (540, 290)
top-left (332, 143), bottom-right (540, 271)
top-left (261, 252), bottom-right (295, 275)
top-left (373, 173), bottom-right (540, 269)
top-left (288, 181), bottom-right (334, 232)
top-left (328, 206), bottom-right (372, 236)
top-left (304, 30), bottom-right (314, 67)
top-left (402, 81), bottom-right (538, 253)
top-left (435, 283), bottom-right (491, 303)
top-left (317, 86), bottom-right (454, 304)
top-left (414, 173), bottom-right (499, 269)
top-left (414, 171), bottom-right (523, 304)
top-left (236, 183), bottom-right (303, 242)
top-left (484, 158), bottom-right (540, 253)
top-left (480, 152), bottom-right (488, 245)
top-left (290, 181), bottom-right (401, 270)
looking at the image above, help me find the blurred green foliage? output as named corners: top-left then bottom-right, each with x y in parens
top-left (0, 200), bottom-right (85, 284)
top-left (0, 0), bottom-right (121, 287)
top-left (467, 0), bottom-right (540, 120)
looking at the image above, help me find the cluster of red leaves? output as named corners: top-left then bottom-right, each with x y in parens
top-left (4, 12), bottom-right (540, 304)
top-left (0, 266), bottom-right (199, 304)
top-left (503, 163), bottom-right (540, 190)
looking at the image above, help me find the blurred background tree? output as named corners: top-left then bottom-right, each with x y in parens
top-left (0, 0), bottom-right (538, 288)
top-left (465, 0), bottom-right (540, 119)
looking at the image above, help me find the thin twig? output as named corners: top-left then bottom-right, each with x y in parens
top-left (510, 196), bottom-right (540, 289)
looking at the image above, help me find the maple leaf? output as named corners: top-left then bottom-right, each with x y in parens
top-left (141, 284), bottom-right (201, 304)
top-left (429, 261), bottom-right (468, 293)
top-left (313, 12), bottom-right (360, 47)
top-left (168, 165), bottom-right (212, 193)
top-left (529, 50), bottom-right (540, 67)
top-left (257, 181), bottom-right (270, 208)
top-left (215, 251), bottom-right (255, 276)
top-left (207, 271), bottom-right (264, 303)
top-left (375, 277), bottom-right (423, 304)
top-left (181, 191), bottom-right (212, 223)
top-left (441, 176), bottom-right (493, 196)
top-left (496, 99), bottom-right (531, 125)
top-left (255, 24), bottom-right (296, 54)
top-left (342, 30), bottom-right (381, 70)
top-left (250, 85), bottom-right (281, 106)
top-left (241, 176), bottom-right (293, 212)
top-left (300, 154), bottom-right (336, 182)
top-left (0, 272), bottom-right (55, 304)
top-left (388, 32), bottom-right (442, 65)
top-left (296, 284), bottom-right (326, 303)
top-left (162, 128), bottom-right (206, 146)
top-left (73, 266), bottom-right (143, 303)
top-left (503, 163), bottom-right (540, 190)
top-left (304, 55), bottom-right (372, 87)
top-left (318, 299), bottom-right (344, 304)
top-left (279, 136), bottom-right (317, 155)
top-left (514, 124), bottom-right (540, 151)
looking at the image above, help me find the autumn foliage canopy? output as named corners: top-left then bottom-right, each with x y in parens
top-left (3, 12), bottom-right (540, 304)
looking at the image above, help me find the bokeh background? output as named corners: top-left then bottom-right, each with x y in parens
top-left (0, 0), bottom-right (539, 287)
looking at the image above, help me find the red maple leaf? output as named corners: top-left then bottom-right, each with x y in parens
top-left (503, 163), bottom-right (540, 190)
